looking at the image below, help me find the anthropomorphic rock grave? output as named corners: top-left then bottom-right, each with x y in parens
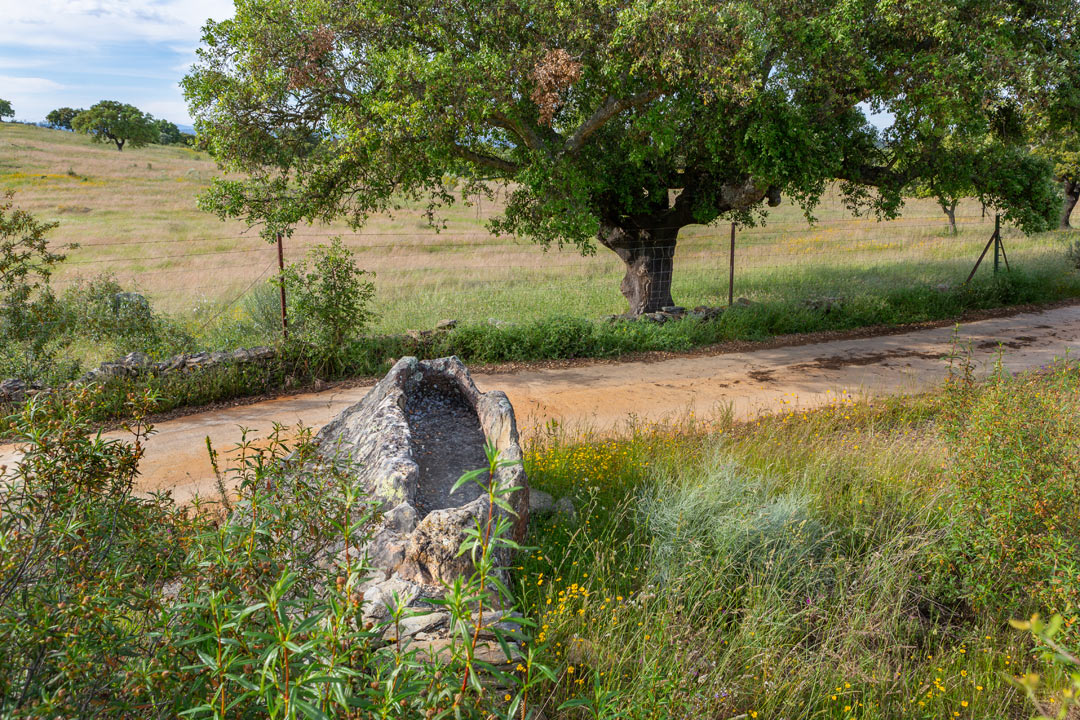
top-left (316, 356), bottom-right (530, 663)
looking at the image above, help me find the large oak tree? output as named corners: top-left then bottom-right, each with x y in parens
top-left (185, 0), bottom-right (1067, 315)
top-left (71, 101), bottom-right (157, 152)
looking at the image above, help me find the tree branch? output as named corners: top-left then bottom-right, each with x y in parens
top-left (562, 89), bottom-right (661, 155)
top-left (452, 145), bottom-right (520, 174)
top-left (487, 111), bottom-right (546, 154)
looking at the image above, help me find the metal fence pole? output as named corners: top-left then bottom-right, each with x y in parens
top-left (277, 233), bottom-right (288, 340)
top-left (728, 222), bottom-right (735, 306)
top-left (993, 214), bottom-right (1001, 274)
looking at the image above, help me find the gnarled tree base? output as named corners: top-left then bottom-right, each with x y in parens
top-left (600, 225), bottom-right (679, 315)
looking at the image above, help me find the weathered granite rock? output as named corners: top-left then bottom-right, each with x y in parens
top-left (555, 496), bottom-right (577, 522)
top-left (316, 357), bottom-right (531, 667)
top-left (0, 378), bottom-right (31, 403)
top-left (123, 351), bottom-right (151, 368)
top-left (317, 356), bottom-right (530, 585)
top-left (530, 489), bottom-right (555, 514)
top-left (689, 305), bottom-right (724, 322)
top-left (804, 296), bottom-right (845, 313)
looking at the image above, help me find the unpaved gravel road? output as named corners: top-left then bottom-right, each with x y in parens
top-left (4, 305), bottom-right (1079, 503)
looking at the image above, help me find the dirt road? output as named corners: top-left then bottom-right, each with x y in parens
top-left (4, 305), bottom-right (1079, 503)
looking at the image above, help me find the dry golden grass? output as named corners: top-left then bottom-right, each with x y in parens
top-left (2, 122), bottom-right (1072, 331)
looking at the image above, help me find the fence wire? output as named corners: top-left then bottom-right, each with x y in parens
top-left (44, 212), bottom-right (1067, 329)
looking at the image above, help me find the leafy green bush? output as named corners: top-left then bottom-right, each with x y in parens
top-left (1066, 238), bottom-right (1080, 269)
top-left (283, 238), bottom-right (375, 372)
top-left (57, 274), bottom-right (195, 359)
top-left (0, 387), bottom-right (567, 718)
top-left (0, 387), bottom-right (192, 714)
top-left (946, 361), bottom-right (1080, 628)
top-left (0, 191), bottom-right (70, 379)
top-left (1011, 614), bottom-right (1080, 720)
top-left (242, 279), bottom-right (286, 339)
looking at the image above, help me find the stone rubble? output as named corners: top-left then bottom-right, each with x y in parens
top-left (1, 302), bottom-right (739, 404)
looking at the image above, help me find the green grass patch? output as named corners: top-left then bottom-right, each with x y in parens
top-left (514, 361), bottom-right (1080, 718)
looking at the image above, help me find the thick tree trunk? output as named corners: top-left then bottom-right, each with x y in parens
top-left (599, 224), bottom-right (678, 315)
top-left (941, 199), bottom-right (957, 234)
top-left (1061, 179), bottom-right (1079, 230)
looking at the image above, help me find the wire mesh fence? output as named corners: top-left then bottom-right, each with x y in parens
top-left (45, 210), bottom-right (1071, 334)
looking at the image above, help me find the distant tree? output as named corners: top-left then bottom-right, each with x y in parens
top-left (0, 99), bottom-right (13, 122)
top-left (910, 145), bottom-right (978, 235)
top-left (179, 132), bottom-right (198, 147)
top-left (155, 118), bottom-right (182, 145)
top-left (71, 101), bottom-right (157, 152)
top-left (909, 104), bottom-right (1034, 234)
top-left (45, 107), bottom-right (83, 131)
top-left (1057, 152), bottom-right (1080, 229)
top-left (1027, 11), bottom-right (1080, 229)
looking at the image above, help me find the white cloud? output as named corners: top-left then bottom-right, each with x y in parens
top-left (0, 58), bottom-right (52, 70)
top-left (0, 0), bottom-right (233, 122)
top-left (141, 98), bottom-right (192, 122)
top-left (0, 74), bottom-right (65, 94)
top-left (0, 0), bottom-right (234, 50)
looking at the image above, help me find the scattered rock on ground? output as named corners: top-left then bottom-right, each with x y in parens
top-left (804, 296), bottom-right (845, 313)
top-left (123, 351), bottom-right (151, 368)
top-left (530, 489), bottom-right (555, 514)
top-left (0, 378), bottom-right (34, 403)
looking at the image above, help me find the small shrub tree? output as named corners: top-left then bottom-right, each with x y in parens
top-left (0, 191), bottom-right (64, 328)
top-left (282, 237), bottom-right (375, 371)
top-left (154, 118), bottom-right (182, 145)
top-left (946, 361), bottom-right (1080, 626)
top-left (45, 107), bottom-right (83, 130)
top-left (0, 98), bottom-right (12, 121)
top-left (71, 101), bottom-right (157, 152)
top-left (0, 191), bottom-right (70, 378)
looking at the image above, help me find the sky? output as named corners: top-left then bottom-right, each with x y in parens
top-left (0, 2), bottom-right (896, 131)
top-left (0, 0), bottom-right (235, 126)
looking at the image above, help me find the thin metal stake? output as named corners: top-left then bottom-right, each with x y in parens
top-left (728, 222), bottom-right (735, 307)
top-left (993, 215), bottom-right (1001, 274)
top-left (277, 232), bottom-right (288, 340)
top-left (965, 226), bottom-right (998, 285)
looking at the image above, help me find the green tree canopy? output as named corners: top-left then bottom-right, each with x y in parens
top-left (45, 107), bottom-right (84, 131)
top-left (185, 0), bottom-right (1068, 314)
top-left (154, 118), bottom-right (182, 145)
top-left (1029, 14), bottom-right (1080, 229)
top-left (0, 99), bottom-right (13, 122)
top-left (71, 101), bottom-right (157, 152)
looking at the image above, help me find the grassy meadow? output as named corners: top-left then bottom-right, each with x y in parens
top-left (3, 121), bottom-right (1078, 337)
